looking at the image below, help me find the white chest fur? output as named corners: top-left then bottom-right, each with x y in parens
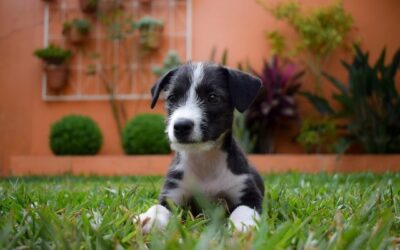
top-left (168, 149), bottom-right (248, 205)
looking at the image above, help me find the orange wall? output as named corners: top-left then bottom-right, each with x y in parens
top-left (0, 0), bottom-right (399, 175)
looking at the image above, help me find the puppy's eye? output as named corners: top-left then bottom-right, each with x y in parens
top-left (207, 93), bottom-right (220, 104)
top-left (167, 94), bottom-right (177, 103)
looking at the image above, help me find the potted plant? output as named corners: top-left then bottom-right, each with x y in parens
top-left (63, 18), bottom-right (91, 44)
top-left (134, 16), bottom-right (164, 50)
top-left (152, 50), bottom-right (181, 77)
top-left (246, 56), bottom-right (304, 153)
top-left (79, 0), bottom-right (98, 14)
top-left (97, 0), bottom-right (123, 14)
top-left (302, 45), bottom-right (400, 154)
top-left (139, 0), bottom-right (151, 5)
top-left (34, 44), bottom-right (72, 91)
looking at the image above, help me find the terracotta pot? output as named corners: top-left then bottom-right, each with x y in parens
top-left (79, 0), bottom-right (98, 14)
top-left (45, 64), bottom-right (68, 91)
top-left (139, 0), bottom-right (151, 5)
top-left (43, 57), bottom-right (66, 65)
top-left (139, 26), bottom-right (163, 50)
top-left (97, 0), bottom-right (123, 13)
top-left (63, 27), bottom-right (88, 45)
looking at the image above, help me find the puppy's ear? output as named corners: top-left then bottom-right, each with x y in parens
top-left (150, 68), bottom-right (178, 108)
top-left (225, 67), bottom-right (262, 113)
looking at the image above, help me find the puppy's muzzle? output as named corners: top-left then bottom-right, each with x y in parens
top-left (174, 118), bottom-right (194, 142)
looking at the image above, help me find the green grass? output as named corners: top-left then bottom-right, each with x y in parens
top-left (0, 173), bottom-right (399, 249)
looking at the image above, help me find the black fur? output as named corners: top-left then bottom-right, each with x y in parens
top-left (151, 62), bottom-right (264, 217)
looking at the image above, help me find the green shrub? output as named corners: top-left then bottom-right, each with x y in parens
top-left (297, 118), bottom-right (338, 153)
top-left (122, 114), bottom-right (170, 155)
top-left (50, 115), bottom-right (103, 155)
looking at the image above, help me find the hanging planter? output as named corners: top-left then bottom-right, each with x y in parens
top-left (135, 16), bottom-right (164, 51)
top-left (139, 0), bottom-right (152, 6)
top-left (79, 0), bottom-right (98, 14)
top-left (34, 45), bottom-right (72, 91)
top-left (63, 19), bottom-right (91, 45)
top-left (45, 64), bottom-right (69, 91)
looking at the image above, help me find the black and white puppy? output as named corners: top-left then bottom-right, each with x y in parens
top-left (137, 62), bottom-right (264, 233)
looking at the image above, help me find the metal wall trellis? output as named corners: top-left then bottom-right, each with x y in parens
top-left (42, 0), bottom-right (192, 101)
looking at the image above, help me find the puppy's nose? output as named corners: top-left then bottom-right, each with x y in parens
top-left (174, 119), bottom-right (194, 138)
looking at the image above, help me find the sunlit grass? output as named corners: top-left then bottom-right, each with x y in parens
top-left (0, 173), bottom-right (399, 249)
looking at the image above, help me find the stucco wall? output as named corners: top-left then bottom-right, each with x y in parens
top-left (0, 0), bottom-right (399, 175)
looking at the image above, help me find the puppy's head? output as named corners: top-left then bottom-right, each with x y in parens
top-left (151, 62), bottom-right (261, 151)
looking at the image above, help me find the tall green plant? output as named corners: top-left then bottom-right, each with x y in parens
top-left (87, 10), bottom-right (136, 141)
top-left (258, 0), bottom-right (354, 94)
top-left (209, 47), bottom-right (228, 66)
top-left (303, 45), bottom-right (400, 154)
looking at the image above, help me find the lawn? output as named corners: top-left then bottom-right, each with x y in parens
top-left (0, 173), bottom-right (399, 249)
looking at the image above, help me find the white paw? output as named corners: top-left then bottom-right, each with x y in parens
top-left (135, 205), bottom-right (171, 234)
top-left (229, 205), bottom-right (260, 232)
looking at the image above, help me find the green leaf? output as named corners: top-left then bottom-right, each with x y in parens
top-left (366, 210), bottom-right (393, 250)
top-left (121, 231), bottom-right (135, 243)
top-left (322, 72), bottom-right (349, 96)
top-left (220, 48), bottom-right (228, 66)
top-left (388, 48), bottom-right (400, 78)
top-left (333, 137), bottom-right (351, 155)
top-left (373, 46), bottom-right (386, 71)
top-left (300, 92), bottom-right (335, 115)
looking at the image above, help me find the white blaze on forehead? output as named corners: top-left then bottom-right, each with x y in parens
top-left (191, 62), bottom-right (205, 86)
top-left (167, 63), bottom-right (205, 148)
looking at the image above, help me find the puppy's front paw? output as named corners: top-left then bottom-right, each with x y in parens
top-left (229, 205), bottom-right (260, 232)
top-left (135, 205), bottom-right (171, 234)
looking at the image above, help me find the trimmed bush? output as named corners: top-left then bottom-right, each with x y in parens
top-left (122, 113), bottom-right (170, 155)
top-left (50, 115), bottom-right (103, 155)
